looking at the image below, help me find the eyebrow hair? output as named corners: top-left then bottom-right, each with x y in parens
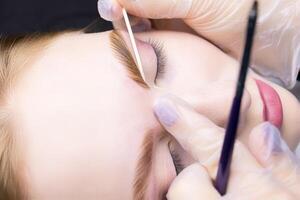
top-left (109, 30), bottom-right (149, 88)
top-left (109, 30), bottom-right (165, 198)
top-left (133, 130), bottom-right (168, 200)
top-left (133, 130), bottom-right (154, 200)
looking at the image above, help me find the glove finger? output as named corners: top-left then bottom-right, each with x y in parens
top-left (249, 122), bottom-right (300, 196)
top-left (99, 0), bottom-right (194, 21)
top-left (98, 0), bottom-right (123, 21)
top-left (154, 95), bottom-right (261, 179)
top-left (166, 163), bottom-right (220, 200)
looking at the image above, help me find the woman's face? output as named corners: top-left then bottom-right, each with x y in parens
top-left (12, 30), bottom-right (299, 199)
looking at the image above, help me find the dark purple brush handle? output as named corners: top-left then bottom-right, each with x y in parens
top-left (214, 1), bottom-right (258, 195)
top-left (215, 96), bottom-right (241, 194)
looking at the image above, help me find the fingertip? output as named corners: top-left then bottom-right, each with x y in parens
top-left (249, 123), bottom-right (267, 163)
top-left (98, 0), bottom-right (123, 21)
top-left (153, 95), bottom-right (201, 129)
top-left (154, 96), bottom-right (179, 127)
top-left (249, 122), bottom-right (283, 165)
top-left (167, 164), bottom-right (220, 200)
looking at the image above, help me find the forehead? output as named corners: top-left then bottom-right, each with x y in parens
top-left (13, 31), bottom-right (152, 119)
top-left (11, 31), bottom-right (158, 198)
top-left (12, 31), bottom-right (145, 126)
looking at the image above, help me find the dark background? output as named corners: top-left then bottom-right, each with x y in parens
top-left (0, 0), bottom-right (112, 35)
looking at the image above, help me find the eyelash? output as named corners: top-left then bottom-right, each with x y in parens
top-left (170, 149), bottom-right (184, 175)
top-left (148, 40), bottom-right (167, 83)
top-left (162, 146), bottom-right (184, 200)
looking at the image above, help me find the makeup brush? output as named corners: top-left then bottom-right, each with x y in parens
top-left (214, 1), bottom-right (258, 195)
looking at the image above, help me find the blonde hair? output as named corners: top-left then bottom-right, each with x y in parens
top-left (0, 33), bottom-right (60, 200)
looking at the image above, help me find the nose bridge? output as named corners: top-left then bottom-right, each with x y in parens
top-left (183, 81), bottom-right (252, 127)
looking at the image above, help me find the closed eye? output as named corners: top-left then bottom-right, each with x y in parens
top-left (147, 40), bottom-right (167, 84)
top-left (110, 30), bottom-right (167, 87)
top-left (168, 141), bottom-right (184, 175)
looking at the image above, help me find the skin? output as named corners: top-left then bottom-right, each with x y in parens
top-left (9, 30), bottom-right (300, 199)
top-left (100, 0), bottom-right (300, 88)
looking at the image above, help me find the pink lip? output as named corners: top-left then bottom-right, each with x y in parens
top-left (255, 79), bottom-right (283, 128)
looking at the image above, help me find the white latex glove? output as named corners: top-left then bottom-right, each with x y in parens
top-left (98, 0), bottom-right (300, 89)
top-left (153, 96), bottom-right (300, 199)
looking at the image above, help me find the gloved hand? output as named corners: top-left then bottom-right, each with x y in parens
top-left (98, 0), bottom-right (300, 89)
top-left (153, 96), bottom-right (300, 199)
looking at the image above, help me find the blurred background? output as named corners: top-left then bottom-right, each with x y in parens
top-left (0, 0), bottom-right (112, 35)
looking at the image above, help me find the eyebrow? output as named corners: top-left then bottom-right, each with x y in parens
top-left (133, 130), bottom-right (154, 200)
top-left (109, 30), bottom-right (165, 198)
top-left (109, 30), bottom-right (149, 88)
top-left (133, 130), bottom-right (167, 200)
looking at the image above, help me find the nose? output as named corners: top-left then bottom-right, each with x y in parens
top-left (170, 80), bottom-right (252, 128)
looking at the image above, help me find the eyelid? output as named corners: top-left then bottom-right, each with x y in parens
top-left (147, 40), bottom-right (167, 84)
top-left (168, 140), bottom-right (184, 175)
top-left (110, 30), bottom-right (167, 88)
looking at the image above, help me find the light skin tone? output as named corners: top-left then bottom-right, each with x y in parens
top-left (10, 30), bottom-right (300, 199)
top-left (99, 0), bottom-right (300, 88)
top-left (154, 98), bottom-right (300, 199)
